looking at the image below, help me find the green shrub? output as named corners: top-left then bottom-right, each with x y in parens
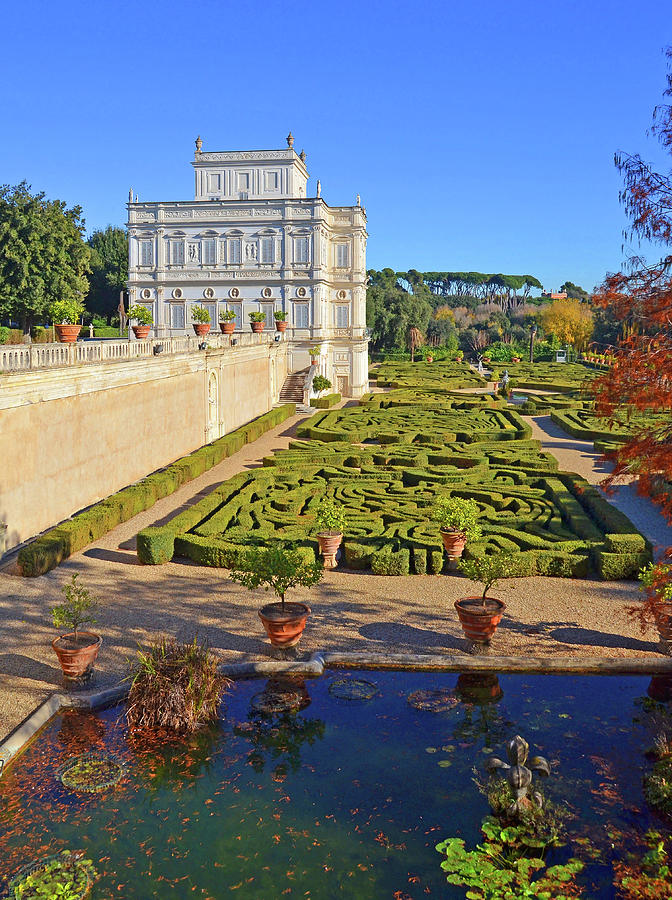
top-left (310, 393), bottom-right (341, 408)
top-left (137, 528), bottom-right (176, 565)
top-left (0, 325), bottom-right (9, 344)
top-left (371, 545), bottom-right (410, 575)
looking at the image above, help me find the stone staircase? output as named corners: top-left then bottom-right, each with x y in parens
top-left (279, 370), bottom-right (308, 404)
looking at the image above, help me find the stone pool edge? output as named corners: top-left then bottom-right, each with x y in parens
top-left (3, 651), bottom-right (672, 776)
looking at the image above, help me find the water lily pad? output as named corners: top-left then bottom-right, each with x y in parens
top-left (438, 759), bottom-right (452, 767)
top-left (407, 689), bottom-right (459, 714)
top-left (250, 689), bottom-right (303, 715)
top-left (58, 753), bottom-right (125, 793)
top-left (328, 679), bottom-right (379, 701)
top-left (425, 747), bottom-right (437, 753)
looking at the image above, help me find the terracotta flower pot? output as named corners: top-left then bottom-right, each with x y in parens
top-left (454, 596), bottom-right (505, 651)
top-left (132, 325), bottom-right (151, 339)
top-left (220, 322), bottom-right (235, 334)
top-left (317, 532), bottom-right (343, 569)
top-left (251, 321), bottom-right (264, 333)
top-left (52, 632), bottom-right (102, 680)
top-left (55, 324), bottom-right (81, 343)
top-left (275, 321), bottom-right (288, 332)
top-left (193, 323), bottom-right (211, 336)
top-left (426, 356), bottom-right (433, 363)
top-left (655, 609), bottom-right (672, 655)
top-left (440, 529), bottom-right (467, 569)
top-left (258, 602), bottom-right (311, 647)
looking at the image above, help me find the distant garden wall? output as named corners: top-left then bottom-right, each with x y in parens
top-left (0, 340), bottom-right (288, 557)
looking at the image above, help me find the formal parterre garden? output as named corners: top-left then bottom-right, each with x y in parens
top-left (138, 361), bottom-right (651, 580)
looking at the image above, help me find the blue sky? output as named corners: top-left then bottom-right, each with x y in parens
top-left (1, 0), bottom-right (671, 292)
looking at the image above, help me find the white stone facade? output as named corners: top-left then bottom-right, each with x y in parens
top-left (126, 136), bottom-right (369, 397)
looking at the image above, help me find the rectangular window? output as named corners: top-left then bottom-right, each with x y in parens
top-left (293, 237), bottom-right (309, 264)
top-left (294, 303), bottom-right (309, 328)
top-left (336, 305), bottom-right (350, 328)
top-left (228, 239), bottom-right (241, 264)
top-left (203, 302), bottom-right (216, 324)
top-left (261, 303), bottom-right (275, 330)
top-left (170, 304), bottom-right (185, 329)
top-left (264, 171), bottom-right (279, 191)
top-left (140, 240), bottom-right (153, 266)
top-left (170, 241), bottom-right (185, 265)
top-left (260, 237), bottom-right (274, 264)
top-left (207, 173), bottom-right (221, 193)
top-left (336, 243), bottom-right (349, 268)
top-left (230, 303), bottom-right (242, 330)
top-left (237, 172), bottom-right (250, 191)
top-left (203, 239), bottom-right (217, 265)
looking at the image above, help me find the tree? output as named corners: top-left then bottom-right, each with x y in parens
top-left (560, 281), bottom-right (590, 300)
top-left (408, 326), bottom-right (423, 361)
top-left (0, 182), bottom-right (91, 337)
top-left (87, 226), bottom-right (128, 321)
top-left (539, 298), bottom-right (593, 349)
top-left (592, 48), bottom-right (672, 541)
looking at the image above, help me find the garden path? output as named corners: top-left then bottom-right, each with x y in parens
top-left (0, 392), bottom-right (669, 749)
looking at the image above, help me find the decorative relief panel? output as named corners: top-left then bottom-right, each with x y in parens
top-left (335, 352), bottom-right (350, 362)
top-left (163, 208), bottom-right (282, 219)
top-left (196, 151), bottom-right (292, 161)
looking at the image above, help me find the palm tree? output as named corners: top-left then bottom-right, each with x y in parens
top-left (409, 326), bottom-right (424, 362)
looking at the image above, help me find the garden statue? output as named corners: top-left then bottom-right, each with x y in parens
top-left (501, 370), bottom-right (510, 390)
top-left (486, 734), bottom-right (550, 817)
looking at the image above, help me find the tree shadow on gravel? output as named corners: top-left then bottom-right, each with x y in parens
top-left (359, 622), bottom-right (464, 651)
top-left (504, 618), bottom-right (657, 652)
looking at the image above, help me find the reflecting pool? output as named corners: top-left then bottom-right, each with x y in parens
top-left (0, 671), bottom-right (667, 897)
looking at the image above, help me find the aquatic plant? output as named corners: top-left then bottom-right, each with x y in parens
top-left (126, 637), bottom-right (230, 734)
top-left (8, 850), bottom-right (97, 900)
top-left (613, 830), bottom-right (672, 899)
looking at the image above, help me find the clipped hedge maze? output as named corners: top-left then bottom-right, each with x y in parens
top-left (370, 360), bottom-right (486, 390)
top-left (138, 392), bottom-right (650, 580)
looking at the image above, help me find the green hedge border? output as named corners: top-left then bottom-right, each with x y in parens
top-left (309, 393), bottom-right (341, 408)
top-left (17, 404), bottom-right (296, 576)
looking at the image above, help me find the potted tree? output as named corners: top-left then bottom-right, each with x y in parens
top-left (127, 304), bottom-right (153, 339)
top-left (191, 306), bottom-right (211, 336)
top-left (455, 554), bottom-right (518, 651)
top-left (274, 310), bottom-right (288, 333)
top-left (431, 496), bottom-right (482, 567)
top-left (230, 547), bottom-right (323, 648)
top-left (50, 298), bottom-right (85, 343)
top-left (308, 344), bottom-right (322, 363)
top-left (219, 309), bottom-right (237, 334)
top-left (249, 311), bottom-right (266, 333)
top-left (629, 561), bottom-right (672, 655)
top-left (51, 574), bottom-right (102, 681)
top-left (314, 497), bottom-right (346, 568)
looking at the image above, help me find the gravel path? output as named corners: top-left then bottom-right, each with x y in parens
top-left (0, 396), bottom-right (670, 746)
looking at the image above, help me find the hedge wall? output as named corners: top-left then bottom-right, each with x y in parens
top-left (18, 404), bottom-right (296, 576)
top-left (310, 393), bottom-right (341, 408)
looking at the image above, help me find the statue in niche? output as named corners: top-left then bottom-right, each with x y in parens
top-left (188, 244), bottom-right (198, 262)
top-left (245, 242), bottom-right (257, 261)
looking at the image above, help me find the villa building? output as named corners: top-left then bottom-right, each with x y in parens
top-left (126, 134), bottom-right (369, 397)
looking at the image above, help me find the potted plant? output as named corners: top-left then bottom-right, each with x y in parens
top-left (629, 561), bottom-right (672, 655)
top-left (230, 547), bottom-right (323, 648)
top-left (314, 497), bottom-right (346, 568)
top-left (312, 374), bottom-right (332, 396)
top-left (431, 496), bottom-right (482, 567)
top-left (308, 344), bottom-right (322, 362)
top-left (274, 310), bottom-right (288, 333)
top-left (249, 311), bottom-right (266, 333)
top-left (454, 351), bottom-right (464, 362)
top-left (426, 353), bottom-right (434, 363)
top-left (219, 309), bottom-right (237, 334)
top-left (191, 305), bottom-right (211, 336)
top-left (51, 574), bottom-right (102, 681)
top-left (127, 304), bottom-right (153, 339)
top-left (455, 553), bottom-right (518, 651)
top-left (50, 299), bottom-right (85, 343)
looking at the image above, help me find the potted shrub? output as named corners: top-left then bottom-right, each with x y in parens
top-left (431, 496), bottom-right (482, 567)
top-left (191, 305), bottom-right (211, 336)
top-left (455, 553), bottom-right (518, 651)
top-left (312, 374), bottom-right (332, 396)
top-left (127, 304), bottom-right (153, 339)
top-left (629, 561), bottom-right (672, 655)
top-left (454, 351), bottom-right (464, 362)
top-left (219, 309), bottom-right (237, 335)
top-left (249, 311), bottom-right (266, 333)
top-left (308, 344), bottom-right (322, 362)
top-left (314, 497), bottom-right (346, 568)
top-left (274, 310), bottom-right (288, 332)
top-left (426, 354), bottom-right (434, 363)
top-left (230, 546), bottom-right (323, 648)
top-left (51, 574), bottom-right (102, 681)
top-left (50, 299), bottom-right (85, 343)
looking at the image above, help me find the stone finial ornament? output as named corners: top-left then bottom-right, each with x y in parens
top-left (316, 180), bottom-right (321, 197)
top-left (486, 735), bottom-right (550, 817)
top-left (356, 193), bottom-right (361, 206)
top-left (129, 188), bottom-right (133, 203)
top-left (299, 149), bottom-right (306, 163)
top-left (287, 131), bottom-right (294, 148)
top-left (195, 135), bottom-right (203, 153)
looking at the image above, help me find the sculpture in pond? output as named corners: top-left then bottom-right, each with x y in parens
top-left (487, 734), bottom-right (550, 817)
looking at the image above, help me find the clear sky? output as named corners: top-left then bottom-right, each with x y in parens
top-left (1, 0), bottom-right (671, 293)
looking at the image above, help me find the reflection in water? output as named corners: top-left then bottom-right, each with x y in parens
top-left (647, 675), bottom-right (672, 703)
top-left (453, 674), bottom-right (510, 745)
top-left (456, 673), bottom-right (504, 705)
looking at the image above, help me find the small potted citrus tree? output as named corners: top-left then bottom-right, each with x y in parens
top-left (455, 553), bottom-right (518, 652)
top-left (314, 497), bottom-right (346, 568)
top-left (127, 304), bottom-right (153, 339)
top-left (431, 496), bottom-right (482, 568)
top-left (51, 574), bottom-right (102, 681)
top-left (219, 309), bottom-right (237, 334)
top-left (191, 305), bottom-right (211, 336)
top-left (274, 310), bottom-right (288, 333)
top-left (249, 311), bottom-right (266, 333)
top-left (230, 546), bottom-right (323, 648)
top-left (50, 298), bottom-right (85, 343)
